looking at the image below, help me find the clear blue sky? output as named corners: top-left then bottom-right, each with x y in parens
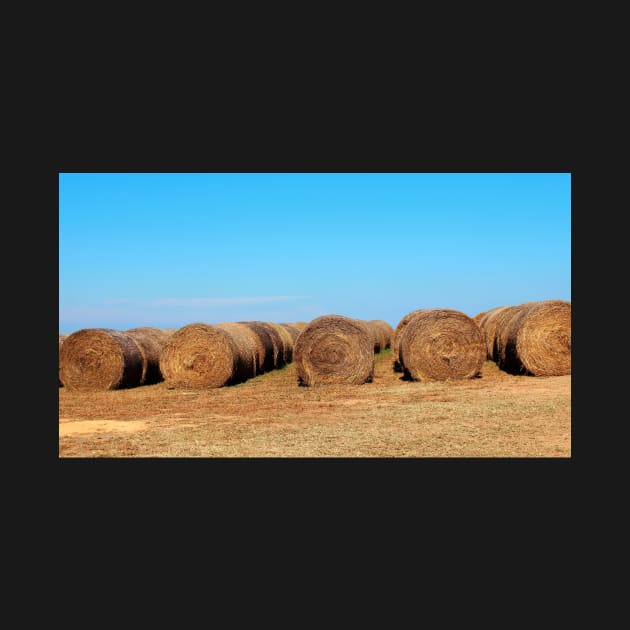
top-left (59, 173), bottom-right (571, 333)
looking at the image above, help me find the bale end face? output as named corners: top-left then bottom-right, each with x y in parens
top-left (159, 323), bottom-right (240, 388)
top-left (399, 309), bottom-right (486, 382)
top-left (293, 315), bottom-right (374, 386)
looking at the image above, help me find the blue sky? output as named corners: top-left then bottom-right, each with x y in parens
top-left (59, 173), bottom-right (571, 333)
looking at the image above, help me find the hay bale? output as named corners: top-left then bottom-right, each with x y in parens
top-left (370, 320), bottom-right (394, 351)
top-left (279, 323), bottom-right (301, 344)
top-left (501, 300), bottom-right (571, 376)
top-left (293, 314), bottom-right (374, 386)
top-left (478, 306), bottom-right (512, 360)
top-left (214, 322), bottom-right (258, 378)
top-left (399, 309), bottom-right (485, 381)
top-left (365, 321), bottom-right (383, 353)
top-left (159, 323), bottom-right (256, 388)
top-left (267, 322), bottom-right (294, 365)
top-left (59, 328), bottom-right (144, 391)
top-left (480, 306), bottom-right (523, 362)
top-left (238, 321), bottom-right (276, 373)
top-left (292, 322), bottom-right (309, 331)
top-left (473, 311), bottom-right (488, 323)
top-left (392, 309), bottom-right (426, 371)
top-left (125, 327), bottom-right (173, 385)
top-left (254, 322), bottom-right (284, 368)
top-left (58, 334), bottom-right (68, 386)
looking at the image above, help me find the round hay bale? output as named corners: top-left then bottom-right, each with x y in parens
top-left (399, 309), bottom-right (485, 382)
top-left (254, 322), bottom-right (284, 368)
top-left (392, 309), bottom-right (426, 371)
top-left (279, 323), bottom-right (301, 344)
top-left (125, 327), bottom-right (173, 385)
top-left (238, 321), bottom-right (276, 373)
top-left (214, 322), bottom-right (258, 378)
top-left (501, 300), bottom-right (571, 376)
top-left (292, 322), bottom-right (309, 331)
top-left (267, 322), bottom-right (294, 365)
top-left (478, 306), bottom-right (512, 360)
top-left (473, 311), bottom-right (488, 323)
top-left (293, 314), bottom-right (374, 386)
top-left (59, 328), bottom-right (144, 391)
top-left (159, 323), bottom-right (254, 388)
top-left (370, 320), bottom-right (394, 351)
top-left (365, 321), bottom-right (383, 353)
top-left (126, 327), bottom-right (172, 385)
top-left (59, 334), bottom-right (69, 386)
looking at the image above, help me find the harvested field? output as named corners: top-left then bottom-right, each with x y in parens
top-left (59, 351), bottom-right (571, 457)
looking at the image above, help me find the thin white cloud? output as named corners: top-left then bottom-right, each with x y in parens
top-left (105, 296), bottom-right (306, 307)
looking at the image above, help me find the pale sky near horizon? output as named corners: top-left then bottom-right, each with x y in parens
top-left (59, 173), bottom-right (571, 333)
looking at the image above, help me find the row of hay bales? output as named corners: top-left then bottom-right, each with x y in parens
top-left (59, 327), bottom-right (177, 390)
top-left (293, 316), bottom-right (394, 386)
top-left (475, 300), bottom-right (571, 376)
top-left (159, 320), bottom-right (306, 389)
top-left (59, 317), bottom-right (395, 391)
top-left (390, 301), bottom-right (571, 381)
top-left (59, 322), bottom-right (309, 391)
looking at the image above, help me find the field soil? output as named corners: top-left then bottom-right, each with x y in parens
top-left (59, 351), bottom-right (571, 457)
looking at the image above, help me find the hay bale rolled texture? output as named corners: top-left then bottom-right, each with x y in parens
top-left (473, 311), bottom-right (488, 323)
top-left (255, 322), bottom-right (284, 368)
top-left (238, 321), bottom-right (276, 373)
top-left (59, 328), bottom-right (144, 391)
top-left (392, 309), bottom-right (426, 371)
top-left (293, 314), bottom-right (374, 386)
top-left (159, 323), bottom-right (255, 388)
top-left (214, 322), bottom-right (258, 378)
top-left (279, 323), bottom-right (301, 344)
top-left (59, 334), bottom-right (68, 386)
top-left (478, 306), bottom-right (512, 360)
top-left (267, 322), bottom-right (294, 365)
top-left (365, 321), bottom-right (383, 353)
top-left (370, 320), bottom-right (394, 351)
top-left (501, 300), bottom-right (571, 376)
top-left (399, 309), bottom-right (485, 381)
top-left (125, 326), bottom-right (173, 385)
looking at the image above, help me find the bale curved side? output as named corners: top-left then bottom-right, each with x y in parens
top-left (363, 320), bottom-right (382, 353)
top-left (293, 314), bottom-right (374, 386)
top-left (473, 311), bottom-right (488, 323)
top-left (238, 321), bottom-right (276, 373)
top-left (501, 300), bottom-right (571, 376)
top-left (399, 309), bottom-right (485, 382)
top-left (267, 322), bottom-right (294, 365)
top-left (370, 320), bottom-right (394, 351)
top-left (59, 328), bottom-right (144, 391)
top-left (279, 323), bottom-right (301, 345)
top-left (159, 323), bottom-right (243, 388)
top-left (126, 326), bottom-right (172, 385)
top-left (392, 309), bottom-right (426, 371)
top-left (478, 306), bottom-right (511, 360)
top-left (59, 334), bottom-right (68, 386)
top-left (214, 322), bottom-right (258, 380)
top-left (256, 322), bottom-right (284, 368)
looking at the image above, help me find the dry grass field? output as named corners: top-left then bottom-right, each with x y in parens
top-left (58, 350), bottom-right (571, 457)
